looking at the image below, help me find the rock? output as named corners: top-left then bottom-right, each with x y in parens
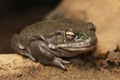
top-left (0, 54), bottom-right (42, 79)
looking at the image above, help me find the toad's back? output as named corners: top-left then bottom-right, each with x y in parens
top-left (20, 18), bottom-right (87, 39)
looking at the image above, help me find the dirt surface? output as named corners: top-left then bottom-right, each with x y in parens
top-left (0, 54), bottom-right (120, 80)
top-left (0, 0), bottom-right (120, 80)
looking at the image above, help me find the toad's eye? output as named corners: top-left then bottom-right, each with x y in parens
top-left (65, 31), bottom-right (76, 40)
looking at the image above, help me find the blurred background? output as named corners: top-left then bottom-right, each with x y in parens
top-left (0, 0), bottom-right (61, 53)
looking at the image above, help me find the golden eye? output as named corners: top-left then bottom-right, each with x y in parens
top-left (65, 31), bottom-right (75, 40)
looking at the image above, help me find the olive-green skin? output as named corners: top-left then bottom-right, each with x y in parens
top-left (11, 18), bottom-right (98, 70)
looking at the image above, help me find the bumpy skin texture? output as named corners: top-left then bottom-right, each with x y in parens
top-left (11, 18), bottom-right (97, 69)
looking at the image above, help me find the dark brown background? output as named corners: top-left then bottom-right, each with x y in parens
top-left (0, 0), bottom-right (61, 53)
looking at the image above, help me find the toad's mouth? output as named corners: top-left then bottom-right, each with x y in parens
top-left (57, 42), bottom-right (97, 52)
top-left (59, 45), bottom-right (96, 52)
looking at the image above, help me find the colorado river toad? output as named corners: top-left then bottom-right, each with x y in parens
top-left (11, 18), bottom-right (98, 69)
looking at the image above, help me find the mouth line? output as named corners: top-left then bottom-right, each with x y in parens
top-left (58, 45), bottom-right (97, 52)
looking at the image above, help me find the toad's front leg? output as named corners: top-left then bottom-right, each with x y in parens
top-left (29, 40), bottom-right (71, 70)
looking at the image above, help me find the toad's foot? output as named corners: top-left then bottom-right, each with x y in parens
top-left (52, 57), bottom-right (71, 70)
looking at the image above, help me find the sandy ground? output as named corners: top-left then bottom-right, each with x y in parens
top-left (0, 54), bottom-right (120, 80)
top-left (0, 0), bottom-right (120, 80)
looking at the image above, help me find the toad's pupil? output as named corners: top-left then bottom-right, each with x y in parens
top-left (66, 34), bottom-right (75, 40)
top-left (65, 31), bottom-right (75, 40)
